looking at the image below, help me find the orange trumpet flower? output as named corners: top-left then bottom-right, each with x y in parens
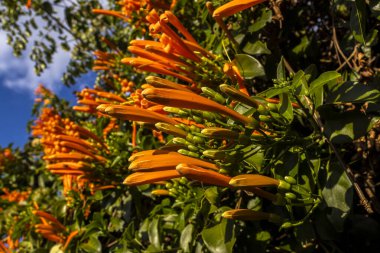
top-left (129, 153), bottom-right (219, 171)
top-left (142, 88), bottom-right (254, 125)
top-left (176, 163), bottom-right (231, 187)
top-left (123, 170), bottom-right (181, 186)
top-left (213, 0), bottom-right (267, 18)
top-left (229, 174), bottom-right (280, 188)
top-left (97, 104), bottom-right (178, 125)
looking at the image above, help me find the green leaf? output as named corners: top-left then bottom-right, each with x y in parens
top-left (79, 235), bottom-right (102, 253)
top-left (180, 224), bottom-right (194, 253)
top-left (201, 218), bottom-right (236, 253)
top-left (350, 0), bottom-right (367, 44)
top-left (326, 81), bottom-right (380, 103)
top-left (233, 54), bottom-right (265, 79)
top-left (322, 109), bottom-right (371, 144)
top-left (148, 217), bottom-right (162, 250)
top-left (292, 36), bottom-right (310, 55)
top-left (248, 8), bottom-right (272, 33)
top-left (276, 57), bottom-right (286, 80)
top-left (309, 71), bottom-right (341, 93)
top-left (204, 187), bottom-right (219, 205)
top-left (243, 41), bottom-right (271, 55)
top-left (322, 159), bottom-right (353, 232)
top-left (259, 86), bottom-right (289, 98)
top-left (278, 92), bottom-right (294, 123)
top-left (290, 70), bottom-right (308, 95)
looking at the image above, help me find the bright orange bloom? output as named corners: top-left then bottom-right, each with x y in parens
top-left (97, 104), bottom-right (178, 125)
top-left (229, 174), bottom-right (280, 188)
top-left (129, 153), bottom-right (219, 172)
top-left (213, 0), bottom-right (267, 18)
top-left (176, 164), bottom-right (231, 187)
top-left (124, 170), bottom-right (181, 186)
top-left (142, 88), bottom-right (254, 125)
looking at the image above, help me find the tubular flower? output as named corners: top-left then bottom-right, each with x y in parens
top-left (123, 170), bottom-right (181, 186)
top-left (33, 210), bottom-right (80, 248)
top-left (176, 163), bottom-right (231, 187)
top-left (151, 189), bottom-right (171, 196)
top-left (74, 88), bottom-right (126, 115)
top-left (32, 94), bottom-right (107, 197)
top-left (122, 10), bottom-right (226, 87)
top-left (128, 152), bottom-right (219, 171)
top-left (222, 209), bottom-right (282, 223)
top-left (33, 210), bottom-right (66, 244)
top-left (92, 50), bottom-right (118, 71)
top-left (93, 0), bottom-right (177, 28)
top-left (142, 87), bottom-right (254, 125)
top-left (97, 104), bottom-right (178, 125)
top-left (213, 0), bottom-right (267, 18)
top-left (229, 174), bottom-right (280, 188)
top-left (0, 188), bottom-right (30, 203)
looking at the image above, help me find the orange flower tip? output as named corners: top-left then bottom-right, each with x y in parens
top-left (213, 0), bottom-right (267, 18)
top-left (221, 209), bottom-right (269, 220)
top-left (229, 174), bottom-right (280, 188)
top-left (151, 189), bottom-right (170, 196)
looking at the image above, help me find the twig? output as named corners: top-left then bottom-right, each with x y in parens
top-left (336, 46), bottom-right (358, 72)
top-left (331, 20), bottom-right (355, 71)
top-left (206, 2), bottom-right (239, 52)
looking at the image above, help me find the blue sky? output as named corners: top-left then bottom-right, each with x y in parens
top-left (0, 36), bottom-right (96, 148)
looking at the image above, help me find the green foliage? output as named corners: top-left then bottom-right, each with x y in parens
top-left (1, 0), bottom-right (380, 252)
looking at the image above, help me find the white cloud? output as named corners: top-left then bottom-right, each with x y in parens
top-left (0, 32), bottom-right (71, 95)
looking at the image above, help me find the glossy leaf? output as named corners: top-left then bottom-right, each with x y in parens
top-left (201, 217), bottom-right (236, 253)
top-left (350, 0), bottom-right (367, 44)
top-left (322, 160), bottom-right (353, 232)
top-left (233, 54), bottom-right (266, 79)
top-left (309, 71), bottom-right (341, 93)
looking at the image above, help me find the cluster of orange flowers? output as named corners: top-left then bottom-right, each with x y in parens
top-left (33, 210), bottom-right (78, 250)
top-left (0, 188), bottom-right (30, 203)
top-left (93, 0), bottom-right (177, 26)
top-left (73, 88), bottom-right (126, 114)
top-left (31, 107), bottom-right (106, 196)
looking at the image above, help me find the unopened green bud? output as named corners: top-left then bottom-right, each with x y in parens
top-left (258, 115), bottom-right (271, 122)
top-left (187, 145), bottom-right (199, 152)
top-left (178, 149), bottom-right (200, 158)
top-left (280, 222), bottom-right (293, 230)
top-left (192, 115), bottom-right (203, 123)
top-left (192, 136), bottom-right (204, 144)
top-left (203, 150), bottom-right (230, 160)
top-left (285, 192), bottom-right (297, 200)
top-left (201, 127), bottom-right (239, 139)
top-left (163, 107), bottom-right (188, 117)
top-left (284, 176), bottom-right (297, 184)
top-left (155, 122), bottom-right (187, 138)
top-left (173, 137), bottom-right (192, 146)
top-left (278, 180), bottom-right (291, 191)
top-left (201, 87), bottom-right (226, 104)
top-left (267, 103), bottom-right (278, 111)
top-left (257, 104), bottom-right (268, 115)
top-left (189, 125), bottom-right (201, 133)
top-left (180, 177), bottom-right (188, 185)
top-left (176, 123), bottom-right (190, 132)
top-left (219, 84), bottom-right (260, 108)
